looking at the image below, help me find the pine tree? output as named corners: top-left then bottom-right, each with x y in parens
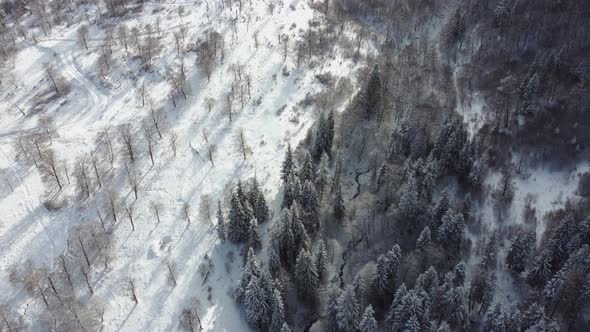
top-left (331, 149), bottom-right (344, 193)
top-left (433, 189), bottom-right (450, 228)
top-left (359, 305), bottom-right (377, 332)
top-left (316, 240), bottom-right (327, 279)
top-left (216, 200), bottom-right (226, 242)
top-left (325, 281), bottom-right (341, 330)
top-left (282, 174), bottom-right (301, 209)
top-left (269, 287), bottom-right (286, 332)
top-left (240, 248), bottom-right (261, 297)
top-left (437, 210), bottom-right (465, 250)
top-left (399, 176), bottom-right (419, 219)
top-left (316, 152), bottom-right (330, 196)
top-left (365, 65), bottom-right (382, 119)
top-left (312, 113), bottom-right (328, 160)
top-left (300, 153), bottom-right (314, 183)
top-left (244, 273), bottom-right (271, 329)
top-left (295, 247), bottom-right (319, 301)
top-left (281, 143), bottom-right (295, 183)
top-left (247, 218), bottom-right (261, 250)
top-left (416, 226), bottom-right (432, 250)
top-left (372, 245), bottom-right (402, 295)
top-left (336, 285), bottom-right (360, 332)
top-left (326, 110), bottom-right (335, 151)
top-left (279, 323), bottom-right (292, 332)
top-left (268, 238), bottom-right (281, 277)
top-left (278, 208), bottom-right (296, 266)
top-left (301, 180), bottom-right (320, 231)
top-left (333, 186), bottom-right (345, 221)
top-left (228, 192), bottom-right (249, 243)
top-left (249, 177), bottom-right (269, 223)
top-left (291, 203), bottom-right (310, 249)
top-left (506, 231), bottom-right (535, 274)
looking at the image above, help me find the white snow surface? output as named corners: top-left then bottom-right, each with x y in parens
top-left (0, 1), bottom-right (359, 330)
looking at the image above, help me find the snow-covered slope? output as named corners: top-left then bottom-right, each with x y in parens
top-left (0, 1), bottom-right (359, 330)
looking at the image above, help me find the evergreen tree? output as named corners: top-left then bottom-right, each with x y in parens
top-left (249, 177), bottom-right (269, 223)
top-left (336, 285), bottom-right (360, 332)
top-left (333, 186), bottom-right (345, 221)
top-left (372, 245), bottom-right (402, 295)
top-left (247, 218), bottom-right (261, 251)
top-left (433, 189), bottom-right (450, 228)
top-left (415, 267), bottom-right (438, 298)
top-left (386, 285), bottom-right (432, 332)
top-left (316, 240), bottom-right (327, 279)
top-left (365, 65), bottom-right (382, 119)
top-left (268, 237), bottom-right (281, 277)
top-left (301, 180), bottom-right (320, 231)
top-left (437, 210), bottom-right (465, 251)
top-left (359, 305), bottom-right (377, 332)
top-left (279, 323), bottom-right (292, 332)
top-left (269, 287), bottom-right (286, 332)
top-left (506, 231), bottom-right (535, 274)
top-left (228, 192), bottom-right (249, 243)
top-left (316, 152), bottom-right (330, 197)
top-left (295, 247), bottom-right (319, 301)
top-left (331, 149), bottom-right (344, 193)
top-left (244, 273), bottom-right (271, 329)
top-left (326, 110), bottom-right (335, 151)
top-left (416, 226), bottom-right (432, 250)
top-left (278, 208), bottom-right (296, 266)
top-left (399, 176), bottom-right (419, 219)
top-left (312, 112), bottom-right (328, 160)
top-left (282, 174), bottom-right (301, 209)
top-left (240, 248), bottom-right (261, 297)
top-left (325, 281), bottom-right (341, 330)
top-left (300, 153), bottom-right (314, 183)
top-left (291, 203), bottom-right (311, 250)
top-left (216, 200), bottom-right (226, 242)
top-left (281, 144), bottom-right (295, 183)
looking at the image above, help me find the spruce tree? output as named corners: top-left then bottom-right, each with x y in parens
top-left (249, 177), bottom-right (269, 223)
top-left (372, 244), bottom-right (402, 295)
top-left (300, 153), bottom-right (314, 183)
top-left (216, 200), bottom-right (226, 242)
top-left (365, 65), bottom-right (382, 120)
top-left (281, 144), bottom-right (295, 183)
top-left (228, 193), bottom-right (248, 243)
top-left (316, 152), bottom-right (330, 197)
top-left (244, 274), bottom-right (271, 329)
top-left (416, 226), bottom-right (431, 250)
top-left (359, 305), bottom-right (377, 332)
top-left (316, 240), bottom-right (327, 279)
top-left (279, 323), bottom-right (292, 332)
top-left (269, 287), bottom-right (286, 332)
top-left (398, 176), bottom-right (419, 219)
top-left (312, 112), bottom-right (328, 160)
top-left (506, 231), bottom-right (535, 274)
top-left (333, 186), bottom-right (345, 221)
top-left (278, 208), bottom-right (296, 266)
top-left (336, 285), bottom-right (360, 332)
top-left (437, 210), bottom-right (465, 251)
top-left (268, 237), bottom-right (281, 277)
top-left (247, 218), bottom-right (261, 250)
top-left (301, 180), bottom-right (320, 231)
top-left (295, 247), bottom-right (319, 301)
top-left (240, 248), bottom-right (261, 297)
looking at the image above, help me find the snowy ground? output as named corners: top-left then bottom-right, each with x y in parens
top-left (0, 1), bottom-right (360, 330)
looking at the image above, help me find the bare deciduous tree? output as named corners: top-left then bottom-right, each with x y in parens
top-left (151, 201), bottom-right (163, 224)
top-left (78, 26), bottom-right (89, 50)
top-left (233, 128), bottom-right (250, 160)
top-left (119, 124), bottom-right (135, 163)
top-left (164, 259), bottom-right (177, 287)
top-left (199, 194), bottom-right (213, 224)
top-left (169, 131), bottom-right (178, 157)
